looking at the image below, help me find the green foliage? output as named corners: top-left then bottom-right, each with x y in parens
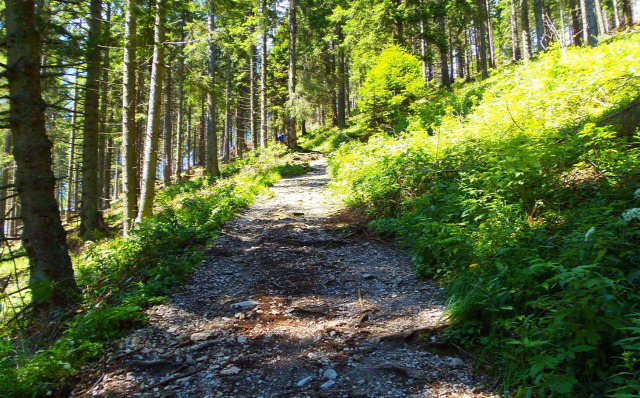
top-left (327, 33), bottom-right (640, 396)
top-left (357, 45), bottom-right (426, 133)
top-left (0, 148), bottom-right (306, 396)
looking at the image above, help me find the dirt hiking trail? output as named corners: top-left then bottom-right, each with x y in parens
top-left (75, 155), bottom-right (497, 398)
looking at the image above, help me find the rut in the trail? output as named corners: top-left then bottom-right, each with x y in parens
top-left (75, 155), bottom-right (497, 398)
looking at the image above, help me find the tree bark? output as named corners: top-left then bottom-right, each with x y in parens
top-left (476, 0), bottom-right (488, 78)
top-left (511, 0), bottom-right (522, 60)
top-left (163, 64), bottom-right (172, 186)
top-left (437, 3), bottom-right (450, 87)
top-left (223, 52), bottom-right (231, 162)
top-left (611, 0), bottom-right (621, 28)
top-left (186, 105), bottom-right (192, 174)
top-left (122, 0), bottom-right (138, 235)
top-left (594, 0), bottom-right (607, 33)
top-left (0, 132), bottom-right (12, 235)
top-left (486, 0), bottom-right (496, 67)
top-left (176, 50), bottom-right (185, 179)
top-left (260, 0), bottom-right (269, 150)
top-left (206, 2), bottom-right (220, 176)
top-left (581, 0), bottom-right (599, 45)
top-left (98, 3), bottom-right (111, 211)
top-left (66, 69), bottom-right (80, 223)
top-left (569, 0), bottom-right (583, 45)
top-left (6, 0), bottom-right (78, 308)
top-left (80, 0), bottom-right (103, 239)
top-left (534, 0), bottom-right (546, 51)
top-left (236, 103), bottom-right (244, 159)
top-left (250, 44), bottom-right (258, 150)
top-left (136, 0), bottom-right (165, 222)
top-left (521, 0), bottom-right (533, 58)
top-left (336, 24), bottom-right (346, 129)
top-left (288, 0), bottom-right (298, 150)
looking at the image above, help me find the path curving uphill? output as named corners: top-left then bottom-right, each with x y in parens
top-left (75, 155), bottom-right (497, 398)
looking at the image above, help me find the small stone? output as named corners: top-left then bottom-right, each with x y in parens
top-left (237, 336), bottom-right (248, 344)
top-left (231, 300), bottom-right (260, 309)
top-left (362, 274), bottom-right (375, 280)
top-left (320, 380), bottom-right (336, 389)
top-left (296, 376), bottom-right (313, 387)
top-left (323, 369), bottom-right (337, 380)
top-left (190, 332), bottom-right (214, 342)
top-left (220, 366), bottom-right (242, 375)
top-left (448, 357), bottom-right (465, 368)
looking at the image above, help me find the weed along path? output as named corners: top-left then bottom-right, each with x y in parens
top-left (75, 155), bottom-right (496, 398)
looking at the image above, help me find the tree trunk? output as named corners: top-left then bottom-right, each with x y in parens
top-left (288, 0), bottom-right (298, 150)
top-left (420, 17), bottom-right (429, 84)
top-left (176, 54), bottom-right (184, 180)
top-left (199, 94), bottom-right (205, 166)
top-left (6, 0), bottom-right (78, 308)
top-left (163, 64), bottom-right (172, 186)
top-left (98, 4), bottom-right (111, 211)
top-left (206, 2), bottom-right (220, 176)
top-left (486, 0), bottom-right (496, 67)
top-left (122, 0), bottom-right (138, 235)
top-left (611, 0), bottom-right (621, 28)
top-left (136, 0), bottom-right (165, 222)
top-left (521, 0), bottom-right (533, 59)
top-left (569, 0), bottom-right (583, 45)
top-left (80, 0), bottom-right (103, 240)
top-left (594, 0), bottom-right (607, 33)
top-left (103, 132), bottom-right (113, 209)
top-left (186, 105), bottom-right (192, 174)
top-left (534, 0), bottom-right (546, 51)
top-left (581, 0), bottom-right (599, 45)
top-left (476, 0), bottom-right (488, 78)
top-left (250, 44), bottom-right (258, 150)
top-left (438, 4), bottom-right (450, 87)
top-left (236, 105), bottom-right (244, 159)
top-left (0, 132), bottom-right (12, 235)
top-left (511, 0), bottom-right (522, 60)
top-left (66, 69), bottom-right (80, 223)
top-left (223, 53), bottom-right (231, 162)
top-left (336, 24), bottom-right (346, 129)
top-left (260, 0), bottom-right (268, 150)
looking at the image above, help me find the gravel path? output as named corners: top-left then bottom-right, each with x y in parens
top-left (75, 155), bottom-right (497, 398)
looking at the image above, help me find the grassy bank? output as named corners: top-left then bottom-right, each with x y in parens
top-left (303, 33), bottom-right (640, 396)
top-left (0, 148), bottom-right (307, 397)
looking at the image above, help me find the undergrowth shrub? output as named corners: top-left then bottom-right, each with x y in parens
top-left (327, 32), bottom-right (640, 396)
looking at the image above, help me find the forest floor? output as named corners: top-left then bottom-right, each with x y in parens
top-left (74, 155), bottom-right (498, 398)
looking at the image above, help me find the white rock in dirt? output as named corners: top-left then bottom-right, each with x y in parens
top-left (323, 369), bottom-right (338, 380)
top-left (296, 376), bottom-right (314, 387)
top-left (231, 300), bottom-right (260, 309)
top-left (190, 331), bottom-right (214, 342)
top-left (320, 380), bottom-right (336, 389)
top-left (220, 366), bottom-right (242, 375)
top-left (237, 336), bottom-right (248, 344)
top-left (447, 357), bottom-right (466, 369)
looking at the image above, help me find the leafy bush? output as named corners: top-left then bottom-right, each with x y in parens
top-left (328, 32), bottom-right (640, 396)
top-left (357, 45), bottom-right (426, 133)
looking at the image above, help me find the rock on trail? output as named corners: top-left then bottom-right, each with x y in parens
top-left (74, 155), bottom-right (498, 398)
